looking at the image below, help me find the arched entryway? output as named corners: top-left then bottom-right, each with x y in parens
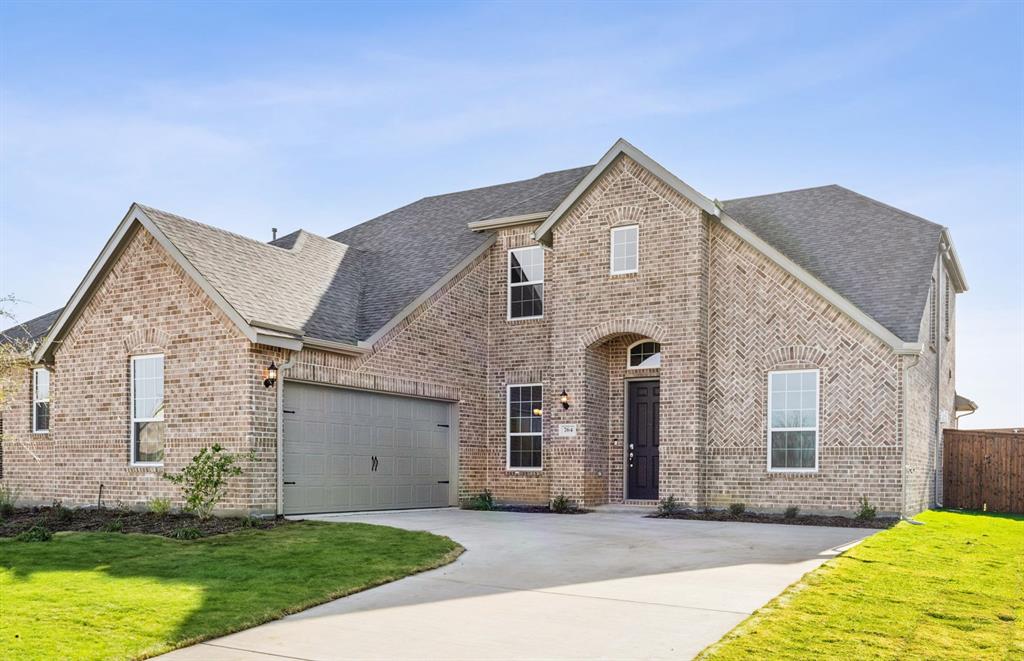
top-left (579, 319), bottom-right (665, 504)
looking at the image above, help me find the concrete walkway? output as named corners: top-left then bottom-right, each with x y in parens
top-left (162, 509), bottom-right (873, 660)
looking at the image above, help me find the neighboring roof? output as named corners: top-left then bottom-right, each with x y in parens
top-left (0, 307), bottom-right (64, 346)
top-left (954, 393), bottom-right (978, 413)
top-left (332, 166), bottom-right (591, 339)
top-left (722, 185), bottom-right (946, 343)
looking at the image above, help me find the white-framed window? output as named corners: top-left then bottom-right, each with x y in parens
top-left (627, 340), bottom-right (662, 369)
top-left (507, 384), bottom-right (542, 470)
top-left (508, 246), bottom-right (544, 320)
top-left (610, 225), bottom-right (638, 274)
top-left (944, 272), bottom-right (952, 340)
top-left (929, 276), bottom-right (937, 349)
top-left (131, 354), bottom-right (165, 465)
top-left (32, 368), bottom-right (50, 434)
top-left (767, 369), bottom-right (819, 472)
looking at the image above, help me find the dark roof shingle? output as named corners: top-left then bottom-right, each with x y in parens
top-left (722, 185), bottom-right (944, 342)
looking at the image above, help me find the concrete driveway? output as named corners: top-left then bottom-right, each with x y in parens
top-left (162, 509), bottom-right (873, 660)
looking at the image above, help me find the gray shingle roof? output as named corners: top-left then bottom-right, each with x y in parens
top-left (1, 307), bottom-right (64, 345)
top-left (142, 206), bottom-right (367, 344)
top-left (722, 185), bottom-right (944, 342)
top-left (332, 166), bottom-right (592, 338)
top-left (9, 165), bottom-right (946, 351)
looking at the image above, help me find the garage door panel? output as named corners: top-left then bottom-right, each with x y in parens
top-left (283, 383), bottom-right (453, 514)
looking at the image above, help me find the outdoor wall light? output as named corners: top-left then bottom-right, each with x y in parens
top-left (263, 361), bottom-right (278, 388)
top-left (560, 389), bottom-right (570, 410)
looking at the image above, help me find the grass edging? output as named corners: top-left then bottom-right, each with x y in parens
top-left (156, 537), bottom-right (465, 658)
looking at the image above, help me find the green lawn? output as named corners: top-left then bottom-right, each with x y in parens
top-left (0, 521), bottom-right (461, 660)
top-left (701, 511), bottom-right (1024, 660)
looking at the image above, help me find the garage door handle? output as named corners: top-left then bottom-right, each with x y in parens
top-left (283, 409), bottom-right (296, 414)
top-left (284, 481), bottom-right (296, 485)
top-left (437, 424), bottom-right (450, 428)
top-left (437, 480), bottom-right (449, 484)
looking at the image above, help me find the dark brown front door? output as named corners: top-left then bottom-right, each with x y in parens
top-left (627, 380), bottom-right (659, 500)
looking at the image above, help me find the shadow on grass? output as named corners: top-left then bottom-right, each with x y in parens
top-left (0, 520), bottom-right (462, 659)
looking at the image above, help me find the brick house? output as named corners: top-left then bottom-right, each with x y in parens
top-left (0, 139), bottom-right (970, 517)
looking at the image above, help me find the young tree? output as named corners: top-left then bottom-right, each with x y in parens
top-left (0, 295), bottom-right (31, 418)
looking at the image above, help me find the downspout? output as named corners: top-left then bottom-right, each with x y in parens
top-left (901, 353), bottom-right (920, 522)
top-left (934, 287), bottom-right (944, 509)
top-left (275, 351), bottom-right (296, 516)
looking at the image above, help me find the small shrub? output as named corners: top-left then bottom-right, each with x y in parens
top-left (728, 502), bottom-right (746, 517)
top-left (164, 444), bottom-right (255, 520)
top-left (239, 515), bottom-right (262, 528)
top-left (550, 494), bottom-right (573, 513)
top-left (856, 496), bottom-right (876, 520)
top-left (16, 525), bottom-right (52, 542)
top-left (784, 505), bottom-right (800, 519)
top-left (171, 526), bottom-right (202, 540)
top-left (104, 518), bottom-right (125, 533)
top-left (463, 490), bottom-right (495, 511)
top-left (658, 495), bottom-right (680, 516)
top-left (49, 500), bottom-right (73, 522)
top-left (0, 484), bottom-right (19, 516)
top-left (148, 497), bottom-right (172, 516)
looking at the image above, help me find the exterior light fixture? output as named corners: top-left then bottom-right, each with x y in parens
top-left (560, 389), bottom-right (570, 410)
top-left (263, 361), bottom-right (278, 388)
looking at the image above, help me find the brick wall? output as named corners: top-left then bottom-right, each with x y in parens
top-left (707, 223), bottom-right (903, 515)
top-left (1, 226), bottom-right (262, 512)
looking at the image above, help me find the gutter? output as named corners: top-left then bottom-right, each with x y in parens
top-left (275, 352), bottom-right (296, 516)
top-left (901, 353), bottom-right (920, 521)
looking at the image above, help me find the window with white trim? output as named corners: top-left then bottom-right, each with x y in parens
top-left (944, 272), bottom-right (952, 340)
top-left (929, 276), bottom-right (937, 348)
top-left (32, 368), bottom-right (50, 433)
top-left (767, 370), bottom-right (818, 471)
top-left (508, 246), bottom-right (544, 319)
top-left (507, 384), bottom-right (542, 469)
top-left (131, 354), bottom-right (165, 465)
top-left (610, 225), bottom-right (638, 274)
top-left (628, 341), bottom-right (661, 369)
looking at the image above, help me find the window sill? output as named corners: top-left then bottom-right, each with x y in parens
top-left (31, 430), bottom-right (50, 435)
top-left (609, 271), bottom-right (638, 278)
top-left (128, 463), bottom-right (165, 473)
top-left (505, 468), bottom-right (543, 474)
top-left (767, 469), bottom-right (819, 477)
top-left (506, 316), bottom-right (544, 324)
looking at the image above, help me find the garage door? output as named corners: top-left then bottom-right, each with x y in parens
top-left (282, 382), bottom-right (454, 514)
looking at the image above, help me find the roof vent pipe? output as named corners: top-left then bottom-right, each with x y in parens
top-left (272, 227), bottom-right (278, 241)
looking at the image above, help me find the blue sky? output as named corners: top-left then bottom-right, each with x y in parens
top-left (1, 1), bottom-right (1021, 427)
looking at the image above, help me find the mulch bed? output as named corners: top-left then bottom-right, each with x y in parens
top-left (0, 506), bottom-right (289, 539)
top-left (650, 509), bottom-right (897, 529)
top-left (462, 505), bottom-right (590, 515)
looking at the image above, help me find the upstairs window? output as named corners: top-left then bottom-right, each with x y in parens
top-left (32, 368), bottom-right (50, 433)
top-left (628, 341), bottom-right (662, 369)
top-left (768, 370), bottom-right (818, 471)
top-left (944, 273), bottom-right (952, 339)
top-left (610, 225), bottom-right (638, 274)
top-left (131, 354), bottom-right (165, 465)
top-left (508, 246), bottom-right (544, 320)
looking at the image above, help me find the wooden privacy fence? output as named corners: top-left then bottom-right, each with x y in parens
top-left (943, 429), bottom-right (1023, 514)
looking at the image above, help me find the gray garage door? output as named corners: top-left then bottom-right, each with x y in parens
top-left (282, 382), bottom-right (454, 514)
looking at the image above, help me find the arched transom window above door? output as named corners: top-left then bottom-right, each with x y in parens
top-left (627, 340), bottom-right (661, 369)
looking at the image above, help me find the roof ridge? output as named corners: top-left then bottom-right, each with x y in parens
top-left (827, 185), bottom-right (945, 230)
top-left (419, 165), bottom-right (593, 202)
top-left (137, 204), bottom-right (344, 253)
top-left (474, 172), bottom-right (592, 222)
top-left (722, 184), bottom-right (840, 203)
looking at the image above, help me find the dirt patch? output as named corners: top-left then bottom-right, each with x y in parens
top-left (651, 509), bottom-right (897, 529)
top-left (0, 506), bottom-right (289, 539)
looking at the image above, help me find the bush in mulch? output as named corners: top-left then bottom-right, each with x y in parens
top-left (490, 504), bottom-right (590, 515)
top-left (0, 505), bottom-right (288, 539)
top-left (650, 508), bottom-right (897, 529)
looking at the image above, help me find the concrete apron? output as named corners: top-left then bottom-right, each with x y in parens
top-left (160, 508), bottom-right (874, 660)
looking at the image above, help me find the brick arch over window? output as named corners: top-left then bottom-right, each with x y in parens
top-left (765, 343), bottom-right (827, 370)
top-left (579, 318), bottom-right (667, 348)
top-left (122, 327), bottom-right (170, 354)
top-left (764, 345), bottom-right (827, 370)
top-left (605, 205), bottom-right (646, 228)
